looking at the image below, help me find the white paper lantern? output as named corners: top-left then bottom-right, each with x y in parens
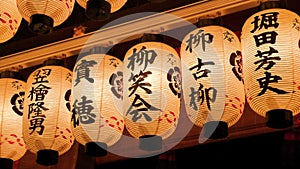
top-left (16, 0), bottom-right (75, 34)
top-left (71, 49), bottom-right (124, 156)
top-left (241, 4), bottom-right (300, 128)
top-left (0, 71), bottom-right (27, 169)
top-left (181, 23), bottom-right (245, 139)
top-left (123, 35), bottom-right (181, 151)
top-left (76, 0), bottom-right (127, 20)
top-left (0, 0), bottom-right (22, 43)
top-left (23, 59), bottom-right (74, 166)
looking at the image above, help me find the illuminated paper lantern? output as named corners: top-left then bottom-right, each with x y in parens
top-left (0, 71), bottom-right (27, 169)
top-left (181, 21), bottom-right (245, 139)
top-left (241, 2), bottom-right (300, 128)
top-left (23, 59), bottom-right (74, 166)
top-left (0, 0), bottom-right (22, 43)
top-left (71, 48), bottom-right (124, 157)
top-left (16, 0), bottom-right (75, 34)
top-left (76, 0), bottom-right (127, 20)
top-left (123, 34), bottom-right (181, 151)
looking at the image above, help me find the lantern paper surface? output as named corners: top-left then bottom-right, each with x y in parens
top-left (0, 78), bottom-right (26, 161)
top-left (181, 25), bottom-right (245, 128)
top-left (23, 66), bottom-right (74, 155)
top-left (71, 54), bottom-right (124, 148)
top-left (16, 0), bottom-right (75, 27)
top-left (123, 42), bottom-right (181, 140)
top-left (241, 8), bottom-right (300, 117)
top-left (0, 0), bottom-right (22, 43)
top-left (76, 0), bottom-right (127, 13)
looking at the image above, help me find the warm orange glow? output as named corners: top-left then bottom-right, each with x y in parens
top-left (23, 65), bottom-right (74, 156)
top-left (16, 0), bottom-right (75, 27)
top-left (71, 54), bottom-right (124, 149)
top-left (181, 25), bottom-right (245, 129)
top-left (241, 8), bottom-right (300, 118)
top-left (0, 0), bottom-right (22, 43)
top-left (123, 42), bottom-right (181, 140)
top-left (0, 77), bottom-right (26, 161)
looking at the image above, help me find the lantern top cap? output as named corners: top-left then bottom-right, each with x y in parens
top-left (259, 1), bottom-right (286, 11)
top-left (140, 33), bottom-right (164, 43)
top-left (197, 18), bottom-right (221, 27)
top-left (86, 0), bottom-right (111, 21)
top-left (43, 58), bottom-right (65, 67)
top-left (0, 71), bottom-right (24, 81)
top-left (89, 46), bottom-right (109, 54)
top-left (29, 14), bottom-right (54, 35)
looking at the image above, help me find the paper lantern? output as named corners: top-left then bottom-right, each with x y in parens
top-left (241, 2), bottom-right (300, 128)
top-left (71, 48), bottom-right (124, 157)
top-left (76, 0), bottom-right (127, 20)
top-left (0, 71), bottom-right (27, 169)
top-left (181, 20), bottom-right (245, 139)
top-left (0, 0), bottom-right (22, 43)
top-left (23, 59), bottom-right (74, 166)
top-left (16, 0), bottom-right (75, 34)
top-left (123, 34), bottom-right (181, 151)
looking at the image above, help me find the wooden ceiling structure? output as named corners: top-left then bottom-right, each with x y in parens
top-left (1, 0), bottom-right (300, 168)
top-left (0, 0), bottom-right (203, 58)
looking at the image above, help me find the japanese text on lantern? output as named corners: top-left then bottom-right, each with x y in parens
top-left (28, 69), bottom-right (51, 135)
top-left (126, 46), bottom-right (161, 122)
top-left (250, 12), bottom-right (289, 96)
top-left (72, 59), bottom-right (97, 127)
top-left (185, 30), bottom-right (217, 111)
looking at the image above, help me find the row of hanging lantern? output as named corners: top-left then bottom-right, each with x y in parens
top-left (0, 1), bottom-right (300, 168)
top-left (0, 58), bottom-right (75, 169)
top-left (0, 0), bottom-right (128, 42)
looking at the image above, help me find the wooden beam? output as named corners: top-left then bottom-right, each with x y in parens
top-left (17, 142), bottom-right (79, 169)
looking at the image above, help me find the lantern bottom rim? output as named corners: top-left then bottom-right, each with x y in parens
top-left (0, 158), bottom-right (13, 169)
top-left (202, 121), bottom-right (228, 139)
top-left (29, 14), bottom-right (54, 35)
top-left (85, 142), bottom-right (108, 157)
top-left (266, 109), bottom-right (293, 129)
top-left (86, 0), bottom-right (111, 21)
top-left (36, 149), bottom-right (59, 166)
top-left (139, 135), bottom-right (162, 151)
